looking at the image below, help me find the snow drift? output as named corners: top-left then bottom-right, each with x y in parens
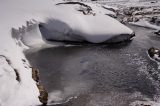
top-left (130, 19), bottom-right (160, 30)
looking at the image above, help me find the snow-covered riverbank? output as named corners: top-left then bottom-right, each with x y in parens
top-left (0, 0), bottom-right (160, 106)
top-left (25, 25), bottom-right (160, 106)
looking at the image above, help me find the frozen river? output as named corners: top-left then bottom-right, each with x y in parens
top-left (25, 25), bottom-right (160, 106)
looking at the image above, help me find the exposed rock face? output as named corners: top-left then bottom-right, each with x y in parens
top-left (149, 16), bottom-right (160, 26)
top-left (148, 47), bottom-right (156, 58)
top-left (148, 47), bottom-right (160, 62)
top-left (116, 6), bottom-right (160, 24)
top-left (154, 30), bottom-right (160, 36)
top-left (32, 68), bottom-right (40, 82)
top-left (105, 32), bottom-right (135, 44)
top-left (37, 84), bottom-right (48, 105)
top-left (32, 68), bottom-right (48, 105)
top-left (14, 69), bottom-right (20, 82)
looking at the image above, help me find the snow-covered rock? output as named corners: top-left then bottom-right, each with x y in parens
top-left (148, 47), bottom-right (160, 70)
top-left (130, 19), bottom-right (160, 30)
top-left (39, 2), bottom-right (134, 44)
top-left (148, 47), bottom-right (160, 62)
top-left (154, 30), bottom-right (160, 36)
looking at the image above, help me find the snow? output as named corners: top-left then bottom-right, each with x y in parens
top-left (39, 2), bottom-right (134, 43)
top-left (130, 100), bottom-right (160, 106)
top-left (0, 0), bottom-right (134, 105)
top-left (20, 22), bottom-right (45, 48)
top-left (85, 3), bottom-right (116, 15)
top-left (0, 0), bottom-right (55, 105)
top-left (130, 19), bottom-right (160, 30)
top-left (39, 15), bottom-right (134, 43)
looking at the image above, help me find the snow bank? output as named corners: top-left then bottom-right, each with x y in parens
top-left (0, 0), bottom-right (57, 105)
top-left (130, 19), bottom-right (160, 30)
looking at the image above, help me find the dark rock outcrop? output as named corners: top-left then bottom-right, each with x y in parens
top-left (154, 30), bottom-right (160, 36)
top-left (32, 68), bottom-right (40, 82)
top-left (148, 47), bottom-right (160, 60)
top-left (32, 67), bottom-right (48, 105)
top-left (14, 69), bottom-right (20, 82)
top-left (37, 84), bottom-right (48, 105)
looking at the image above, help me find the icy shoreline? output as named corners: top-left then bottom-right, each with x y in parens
top-left (25, 24), bottom-right (160, 106)
top-left (0, 0), bottom-right (160, 106)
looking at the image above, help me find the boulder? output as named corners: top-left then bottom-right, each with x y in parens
top-left (154, 30), bottom-right (160, 36)
top-left (148, 47), bottom-right (160, 62)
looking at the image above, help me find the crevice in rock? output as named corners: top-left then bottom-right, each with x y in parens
top-left (56, 2), bottom-right (92, 10)
top-left (56, 2), bottom-right (95, 15)
top-left (14, 69), bottom-right (20, 82)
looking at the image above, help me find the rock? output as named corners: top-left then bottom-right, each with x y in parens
top-left (154, 30), bottom-right (160, 36)
top-left (22, 59), bottom-right (26, 62)
top-left (14, 69), bottom-right (20, 82)
top-left (105, 32), bottom-right (135, 44)
top-left (31, 67), bottom-right (48, 105)
top-left (56, 2), bottom-right (94, 15)
top-left (149, 16), bottom-right (160, 26)
top-left (131, 101), bottom-right (152, 106)
top-left (102, 5), bottom-right (117, 13)
top-left (148, 47), bottom-right (160, 62)
top-left (151, 1), bottom-right (157, 3)
top-left (106, 14), bottom-right (117, 18)
top-left (123, 9), bottom-right (133, 16)
top-left (37, 84), bottom-right (48, 105)
top-left (32, 67), bottom-right (40, 82)
top-left (148, 47), bottom-right (159, 57)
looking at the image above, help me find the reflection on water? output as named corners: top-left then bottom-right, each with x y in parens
top-left (25, 25), bottom-right (160, 106)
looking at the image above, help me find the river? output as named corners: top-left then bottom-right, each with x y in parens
top-left (25, 25), bottom-right (160, 106)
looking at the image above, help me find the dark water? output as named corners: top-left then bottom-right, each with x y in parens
top-left (25, 25), bottom-right (160, 106)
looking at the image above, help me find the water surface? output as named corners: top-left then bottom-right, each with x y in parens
top-left (25, 25), bottom-right (160, 106)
